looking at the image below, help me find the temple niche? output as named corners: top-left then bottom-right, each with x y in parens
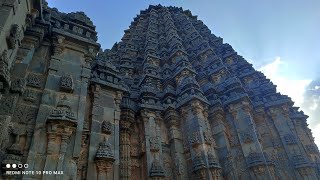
top-left (0, 1), bottom-right (319, 180)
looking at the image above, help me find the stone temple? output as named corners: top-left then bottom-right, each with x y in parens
top-left (0, 1), bottom-right (319, 180)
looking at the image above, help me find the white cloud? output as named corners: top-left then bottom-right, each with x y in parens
top-left (258, 57), bottom-right (311, 106)
top-left (258, 57), bottom-right (320, 148)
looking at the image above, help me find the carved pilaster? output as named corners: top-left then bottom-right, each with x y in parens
top-left (114, 91), bottom-right (123, 111)
top-left (96, 160), bottom-right (113, 179)
top-left (53, 35), bottom-right (65, 56)
top-left (0, 50), bottom-right (10, 90)
top-left (207, 151), bottom-right (222, 180)
top-left (57, 132), bottom-right (73, 171)
top-left (0, 115), bottom-right (11, 151)
top-left (46, 132), bottom-right (57, 154)
top-left (84, 45), bottom-right (97, 68)
top-left (120, 109), bottom-right (134, 180)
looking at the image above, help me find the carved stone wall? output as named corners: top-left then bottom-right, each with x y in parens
top-left (0, 2), bottom-right (319, 180)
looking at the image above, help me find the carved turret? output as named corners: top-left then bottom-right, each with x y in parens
top-left (47, 96), bottom-right (77, 126)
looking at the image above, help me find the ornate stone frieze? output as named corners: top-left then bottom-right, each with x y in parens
top-left (26, 73), bottom-right (44, 88)
top-left (60, 74), bottom-right (74, 93)
top-left (101, 121), bottom-right (112, 134)
top-left (47, 96), bottom-right (77, 124)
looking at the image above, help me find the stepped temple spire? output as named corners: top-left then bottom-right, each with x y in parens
top-left (0, 1), bottom-right (319, 179)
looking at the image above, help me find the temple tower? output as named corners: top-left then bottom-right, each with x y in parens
top-left (0, 2), bottom-right (319, 180)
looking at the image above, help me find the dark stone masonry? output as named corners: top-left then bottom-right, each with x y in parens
top-left (0, 0), bottom-right (319, 179)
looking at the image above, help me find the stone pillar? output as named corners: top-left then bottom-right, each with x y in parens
top-left (44, 123), bottom-right (76, 180)
top-left (208, 106), bottom-right (230, 180)
top-left (86, 86), bottom-right (124, 180)
top-left (56, 134), bottom-right (71, 171)
top-left (267, 105), bottom-right (318, 179)
top-left (119, 109), bottom-right (134, 180)
top-left (0, 50), bottom-right (10, 91)
top-left (141, 109), bottom-right (165, 179)
top-left (164, 108), bottom-right (188, 180)
top-left (178, 100), bottom-right (218, 179)
top-left (96, 160), bottom-right (113, 180)
top-left (227, 101), bottom-right (274, 180)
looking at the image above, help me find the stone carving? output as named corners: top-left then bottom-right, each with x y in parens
top-left (6, 24), bottom-right (20, 49)
top-left (163, 156), bottom-right (172, 178)
top-left (192, 155), bottom-right (206, 176)
top-left (189, 131), bottom-right (201, 147)
top-left (101, 120), bottom-right (112, 134)
top-left (246, 152), bottom-right (264, 168)
top-left (0, 116), bottom-right (11, 150)
top-left (60, 74), bottom-right (74, 93)
top-left (150, 158), bottom-right (165, 177)
top-left (0, 50), bottom-right (10, 87)
top-left (284, 133), bottom-right (297, 145)
top-left (68, 11), bottom-right (94, 26)
top-left (183, 138), bottom-right (189, 152)
top-left (203, 131), bottom-right (213, 145)
top-left (47, 96), bottom-right (76, 124)
top-left (95, 138), bottom-right (114, 161)
top-left (0, 96), bottom-right (17, 115)
top-left (174, 156), bottom-right (185, 175)
top-left (25, 8), bottom-right (39, 27)
top-left (10, 78), bottom-right (26, 94)
top-left (149, 137), bottom-right (160, 152)
top-left (12, 105), bottom-right (37, 124)
top-left (306, 144), bottom-right (319, 154)
top-left (131, 158), bottom-right (140, 167)
top-left (23, 89), bottom-right (38, 103)
top-left (207, 152), bottom-right (221, 169)
top-left (240, 128), bottom-right (254, 144)
top-left (26, 73), bottom-right (43, 88)
top-left (0, 3), bottom-right (319, 180)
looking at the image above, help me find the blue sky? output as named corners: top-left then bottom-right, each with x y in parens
top-left (47, 0), bottom-right (320, 147)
